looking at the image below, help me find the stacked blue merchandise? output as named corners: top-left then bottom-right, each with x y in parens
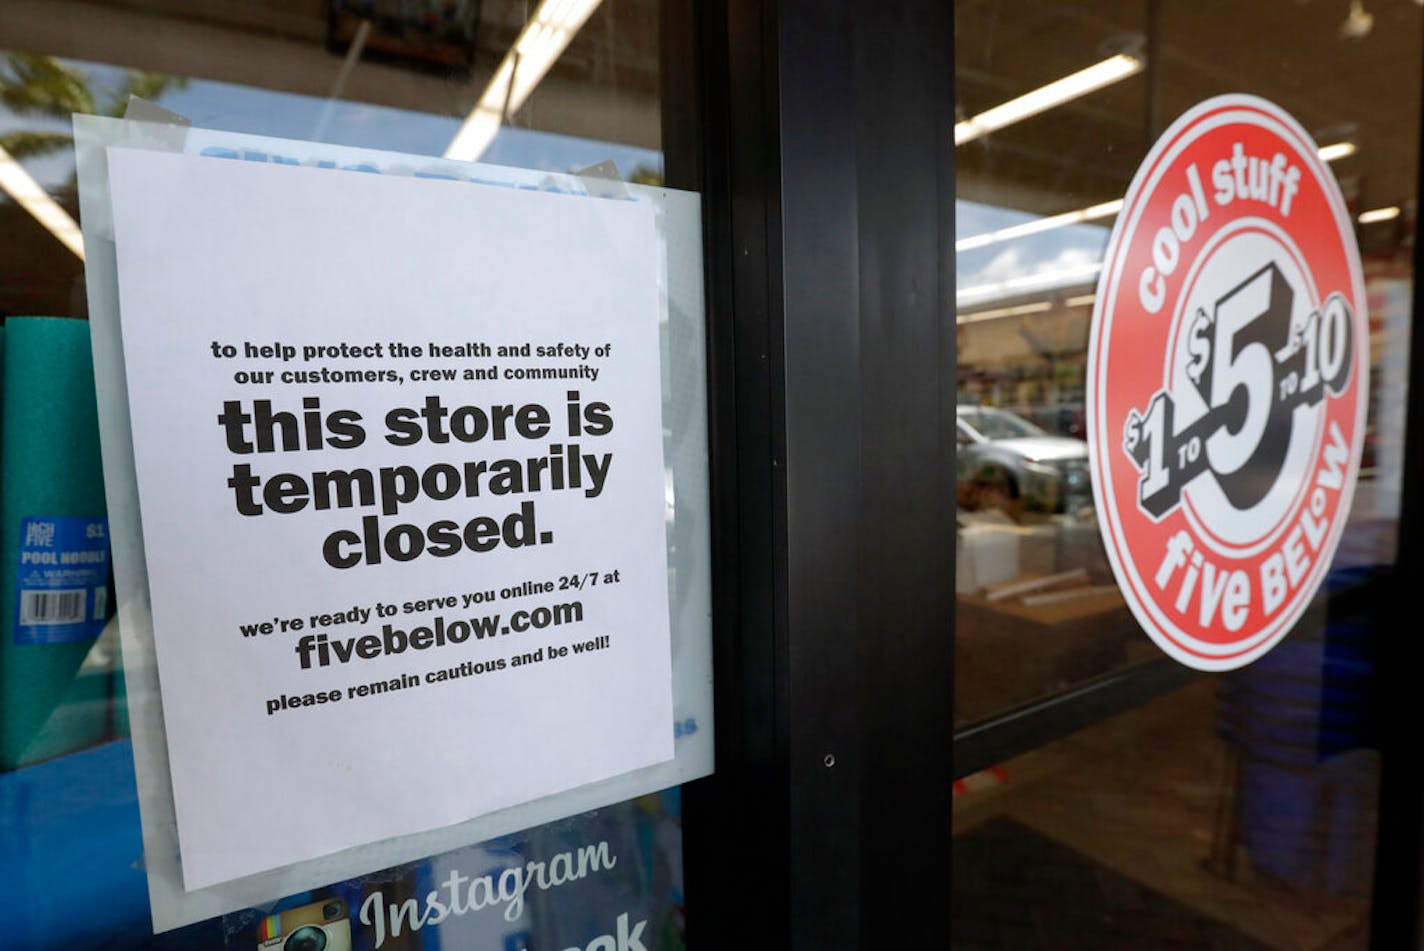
top-left (1216, 562), bottom-right (1385, 897)
top-left (0, 739), bottom-right (221, 949)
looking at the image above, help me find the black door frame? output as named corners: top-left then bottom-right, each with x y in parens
top-left (682, 0), bottom-right (956, 947)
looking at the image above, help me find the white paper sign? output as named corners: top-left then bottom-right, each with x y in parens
top-left (104, 147), bottom-right (674, 891)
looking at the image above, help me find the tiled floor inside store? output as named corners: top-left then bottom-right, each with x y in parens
top-left (951, 680), bottom-right (1377, 950)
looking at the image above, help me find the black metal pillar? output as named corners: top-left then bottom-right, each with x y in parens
top-left (684, 1), bottom-right (955, 946)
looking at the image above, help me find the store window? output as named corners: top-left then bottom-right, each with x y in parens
top-left (1, 2), bottom-right (709, 948)
top-left (952, 2), bottom-right (1419, 947)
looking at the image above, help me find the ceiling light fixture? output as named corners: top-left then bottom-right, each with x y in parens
top-left (1340, 0), bottom-right (1374, 39)
top-left (444, 0), bottom-right (603, 162)
top-left (957, 300), bottom-right (1052, 325)
top-left (0, 145), bottom-right (85, 260)
top-left (955, 53), bottom-right (1143, 147)
top-left (957, 199), bottom-right (1124, 252)
top-left (1317, 141), bottom-right (1357, 163)
top-left (1357, 205), bottom-right (1400, 224)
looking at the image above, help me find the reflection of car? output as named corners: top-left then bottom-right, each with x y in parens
top-left (1016, 401), bottom-right (1086, 440)
top-left (956, 405), bottom-right (1091, 516)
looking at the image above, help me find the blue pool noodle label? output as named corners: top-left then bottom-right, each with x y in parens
top-left (14, 516), bottom-right (110, 644)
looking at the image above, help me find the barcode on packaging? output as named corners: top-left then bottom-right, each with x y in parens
top-left (19, 589), bottom-right (87, 625)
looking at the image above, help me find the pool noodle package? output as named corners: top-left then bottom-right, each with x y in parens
top-left (0, 316), bottom-right (113, 770)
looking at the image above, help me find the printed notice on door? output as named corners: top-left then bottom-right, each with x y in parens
top-left (105, 147), bottom-right (674, 891)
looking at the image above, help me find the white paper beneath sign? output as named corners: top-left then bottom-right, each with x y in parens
top-left (105, 147), bottom-right (674, 891)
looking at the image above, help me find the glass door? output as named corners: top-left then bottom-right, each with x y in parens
top-left (951, 2), bottom-right (1420, 947)
top-left (0, 2), bottom-right (711, 948)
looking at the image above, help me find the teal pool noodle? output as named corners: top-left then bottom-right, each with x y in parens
top-left (0, 316), bottom-right (110, 770)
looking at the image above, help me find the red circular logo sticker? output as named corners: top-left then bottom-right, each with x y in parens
top-left (1087, 94), bottom-right (1368, 671)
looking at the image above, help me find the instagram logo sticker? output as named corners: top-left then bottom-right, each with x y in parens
top-left (257, 898), bottom-right (351, 951)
